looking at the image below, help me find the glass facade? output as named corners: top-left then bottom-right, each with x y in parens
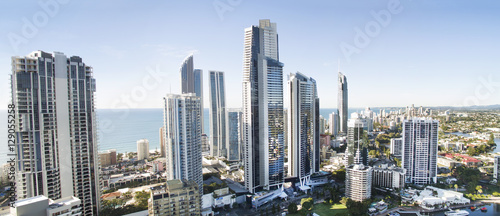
top-left (243, 20), bottom-right (284, 193)
top-left (209, 71), bottom-right (227, 158)
top-left (287, 72), bottom-right (319, 183)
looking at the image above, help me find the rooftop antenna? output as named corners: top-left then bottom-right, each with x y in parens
top-left (338, 59), bottom-right (340, 72)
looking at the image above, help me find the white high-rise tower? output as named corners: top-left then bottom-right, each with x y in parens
top-left (402, 118), bottom-right (439, 185)
top-left (163, 93), bottom-right (203, 195)
top-left (287, 72), bottom-right (320, 186)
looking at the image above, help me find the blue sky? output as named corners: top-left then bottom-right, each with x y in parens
top-left (1, 0), bottom-right (499, 109)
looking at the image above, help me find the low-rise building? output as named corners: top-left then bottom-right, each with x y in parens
top-left (437, 156), bottom-right (461, 169)
top-left (104, 173), bottom-right (152, 188)
top-left (440, 153), bottom-right (482, 167)
top-left (372, 164), bottom-right (405, 190)
top-left (407, 186), bottom-right (470, 210)
top-left (10, 195), bottom-right (81, 216)
top-left (148, 179), bottom-right (201, 216)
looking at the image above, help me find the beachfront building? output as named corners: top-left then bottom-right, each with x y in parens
top-left (137, 139), bottom-right (150, 161)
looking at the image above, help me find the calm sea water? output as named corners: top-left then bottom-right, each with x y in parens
top-left (1, 108), bottom-right (497, 158)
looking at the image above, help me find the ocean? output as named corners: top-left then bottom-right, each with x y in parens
top-left (1, 108), bottom-right (498, 159)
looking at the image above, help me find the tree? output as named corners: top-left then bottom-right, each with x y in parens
top-left (394, 157), bottom-right (402, 167)
top-left (301, 197), bottom-right (313, 211)
top-left (288, 203), bottom-right (298, 214)
top-left (476, 185), bottom-right (483, 194)
top-left (134, 191), bottom-right (150, 209)
top-left (385, 148), bottom-right (391, 157)
top-left (451, 166), bottom-right (481, 190)
top-left (340, 197), bottom-right (349, 205)
top-left (346, 198), bottom-right (370, 216)
top-left (332, 168), bottom-right (346, 182)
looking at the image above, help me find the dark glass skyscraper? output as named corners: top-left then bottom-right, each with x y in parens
top-left (242, 19), bottom-right (284, 193)
top-left (180, 55), bottom-right (204, 133)
top-left (209, 71), bottom-right (227, 158)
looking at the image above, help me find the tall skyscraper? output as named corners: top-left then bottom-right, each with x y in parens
top-left (227, 109), bottom-right (243, 162)
top-left (163, 93), bottom-right (203, 195)
top-left (338, 72), bottom-right (348, 134)
top-left (209, 71), bottom-right (227, 158)
top-left (11, 51), bottom-right (101, 215)
top-left (180, 55), bottom-right (204, 133)
top-left (242, 19), bottom-right (285, 193)
top-left (287, 72), bottom-right (319, 186)
top-left (402, 118), bottom-right (439, 185)
top-left (328, 112), bottom-right (338, 136)
top-left (137, 139), bottom-right (150, 160)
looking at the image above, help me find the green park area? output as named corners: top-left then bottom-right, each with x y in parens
top-left (288, 203), bottom-right (348, 216)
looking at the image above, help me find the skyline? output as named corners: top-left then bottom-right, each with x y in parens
top-left (1, 1), bottom-right (500, 110)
